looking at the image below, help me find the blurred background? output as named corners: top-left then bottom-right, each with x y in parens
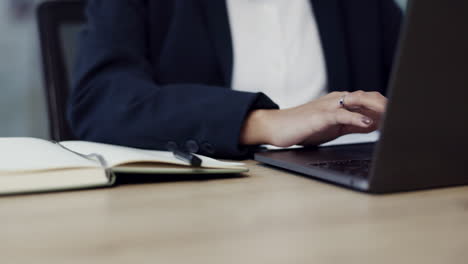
top-left (0, 0), bottom-right (407, 138)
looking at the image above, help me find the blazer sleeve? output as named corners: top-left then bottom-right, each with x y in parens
top-left (380, 0), bottom-right (404, 80)
top-left (68, 0), bottom-right (278, 159)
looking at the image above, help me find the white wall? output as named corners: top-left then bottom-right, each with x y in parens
top-left (396, 0), bottom-right (407, 9)
top-left (0, 0), bottom-right (48, 138)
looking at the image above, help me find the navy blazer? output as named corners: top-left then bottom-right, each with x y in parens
top-left (69, 0), bottom-right (402, 159)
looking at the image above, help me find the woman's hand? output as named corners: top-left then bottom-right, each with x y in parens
top-left (240, 91), bottom-right (387, 147)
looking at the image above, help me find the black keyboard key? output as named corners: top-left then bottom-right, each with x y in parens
top-left (309, 159), bottom-right (372, 178)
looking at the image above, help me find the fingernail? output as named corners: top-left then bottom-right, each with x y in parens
top-left (362, 117), bottom-right (373, 125)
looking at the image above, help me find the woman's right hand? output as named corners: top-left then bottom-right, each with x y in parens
top-left (240, 91), bottom-right (387, 147)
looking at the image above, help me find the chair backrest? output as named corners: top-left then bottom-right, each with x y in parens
top-left (37, 0), bottom-right (85, 141)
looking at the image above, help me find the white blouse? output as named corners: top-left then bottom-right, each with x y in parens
top-left (227, 0), bottom-right (328, 109)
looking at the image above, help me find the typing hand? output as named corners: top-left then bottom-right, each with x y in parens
top-left (240, 91), bottom-right (387, 147)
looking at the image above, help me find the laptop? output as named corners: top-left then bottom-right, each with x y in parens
top-left (254, 0), bottom-right (468, 193)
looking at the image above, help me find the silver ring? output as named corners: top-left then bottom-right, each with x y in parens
top-left (339, 95), bottom-right (346, 108)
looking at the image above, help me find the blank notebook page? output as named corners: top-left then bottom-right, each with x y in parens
top-left (60, 141), bottom-right (244, 169)
top-left (0, 138), bottom-right (99, 173)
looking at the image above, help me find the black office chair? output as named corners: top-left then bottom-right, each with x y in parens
top-left (37, 0), bottom-right (85, 141)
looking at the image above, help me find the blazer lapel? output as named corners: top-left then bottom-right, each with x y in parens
top-left (199, 0), bottom-right (233, 86)
top-left (311, 0), bottom-right (351, 92)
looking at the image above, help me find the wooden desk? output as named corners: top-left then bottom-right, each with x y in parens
top-left (1, 161), bottom-right (467, 263)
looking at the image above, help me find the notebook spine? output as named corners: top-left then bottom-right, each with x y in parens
top-left (85, 153), bottom-right (115, 182)
top-left (51, 141), bottom-right (115, 182)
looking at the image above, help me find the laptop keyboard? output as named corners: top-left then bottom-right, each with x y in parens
top-left (309, 159), bottom-right (372, 178)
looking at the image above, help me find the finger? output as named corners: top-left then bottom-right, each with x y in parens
top-left (341, 125), bottom-right (376, 135)
top-left (349, 108), bottom-right (383, 123)
top-left (334, 109), bottom-right (374, 128)
top-left (342, 91), bottom-right (387, 113)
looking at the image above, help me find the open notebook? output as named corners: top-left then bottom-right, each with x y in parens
top-left (0, 138), bottom-right (247, 195)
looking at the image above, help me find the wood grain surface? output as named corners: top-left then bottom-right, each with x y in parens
top-left (1, 160), bottom-right (467, 264)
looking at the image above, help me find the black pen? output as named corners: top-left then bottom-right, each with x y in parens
top-left (166, 142), bottom-right (202, 167)
top-left (172, 149), bottom-right (202, 167)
